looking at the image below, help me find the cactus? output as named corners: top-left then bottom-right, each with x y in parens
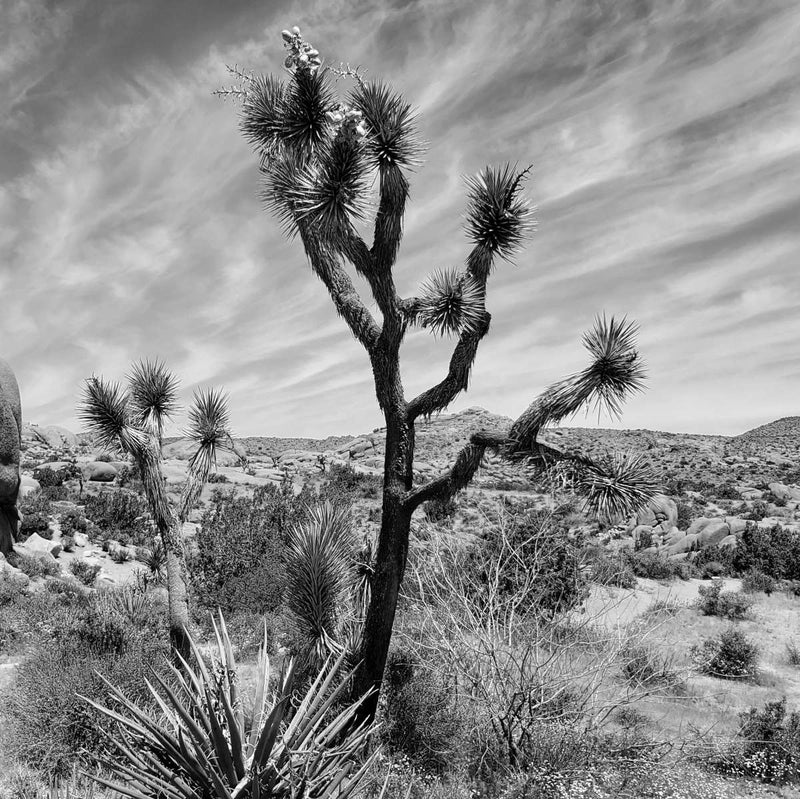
top-left (0, 358), bottom-right (21, 557)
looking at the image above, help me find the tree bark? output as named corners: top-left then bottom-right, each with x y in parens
top-left (352, 407), bottom-right (414, 720)
top-left (137, 447), bottom-right (191, 661)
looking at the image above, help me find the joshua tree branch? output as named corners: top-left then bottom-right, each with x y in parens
top-left (371, 166), bottom-right (408, 272)
top-left (402, 429), bottom-right (506, 510)
top-left (300, 224), bottom-right (381, 352)
top-left (407, 310), bottom-right (491, 420)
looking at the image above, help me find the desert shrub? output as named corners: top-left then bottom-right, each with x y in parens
top-left (83, 489), bottom-right (154, 547)
top-left (700, 560), bottom-right (726, 578)
top-left (697, 582), bottom-right (753, 620)
top-left (190, 481), bottom-right (319, 617)
top-left (692, 627), bottom-right (759, 680)
top-left (15, 553), bottom-right (61, 579)
top-left (59, 507), bottom-right (88, 536)
top-left (18, 511), bottom-right (51, 540)
top-left (69, 559), bottom-right (101, 587)
top-left (324, 461), bottom-right (382, 501)
top-left (787, 641), bottom-right (800, 667)
top-left (675, 500), bottom-right (693, 530)
top-left (18, 490), bottom-right (52, 517)
top-left (734, 698), bottom-right (800, 785)
top-left (0, 570), bottom-right (28, 606)
top-left (733, 523), bottom-right (800, 581)
top-left (619, 644), bottom-right (681, 689)
top-left (464, 504), bottom-right (589, 618)
top-left (746, 500), bottom-right (770, 522)
top-left (206, 472), bottom-right (229, 483)
top-left (692, 543), bottom-right (735, 576)
top-left (423, 495), bottom-right (458, 523)
top-left (627, 551), bottom-right (685, 581)
top-left (742, 569), bottom-right (776, 595)
top-left (109, 546), bottom-right (132, 564)
top-left (589, 551), bottom-right (637, 588)
top-left (381, 648), bottom-right (465, 773)
top-left (1, 602), bottom-right (170, 776)
top-left (32, 465), bottom-right (64, 488)
top-left (713, 483), bottom-right (740, 500)
top-left (40, 484), bottom-right (69, 501)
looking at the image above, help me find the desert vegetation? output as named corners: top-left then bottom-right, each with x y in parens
top-left (0, 18), bottom-right (799, 799)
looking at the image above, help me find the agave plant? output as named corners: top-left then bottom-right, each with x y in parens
top-left (83, 612), bottom-right (378, 799)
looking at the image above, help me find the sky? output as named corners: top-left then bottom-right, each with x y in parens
top-left (1, 0), bottom-right (799, 439)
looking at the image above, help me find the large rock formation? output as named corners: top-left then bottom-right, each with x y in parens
top-left (0, 359), bottom-right (21, 556)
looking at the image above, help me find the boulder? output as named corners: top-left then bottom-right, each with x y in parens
top-left (349, 439), bottom-right (374, 458)
top-left (725, 517), bottom-right (748, 536)
top-left (631, 494), bottom-right (678, 530)
top-left (19, 475), bottom-right (41, 497)
top-left (82, 462), bottom-right (118, 482)
top-left (18, 532), bottom-right (61, 558)
top-left (697, 520), bottom-right (731, 547)
top-left (73, 532), bottom-right (89, 547)
top-left (768, 482), bottom-right (800, 501)
top-left (663, 527), bottom-right (684, 546)
top-left (29, 425), bottom-right (79, 450)
top-left (667, 533), bottom-right (698, 555)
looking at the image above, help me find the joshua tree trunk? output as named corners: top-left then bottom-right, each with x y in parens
top-left (137, 446), bottom-right (191, 661)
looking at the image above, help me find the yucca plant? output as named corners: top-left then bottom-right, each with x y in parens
top-left (218, 26), bottom-right (658, 721)
top-left (284, 502), bottom-right (374, 672)
top-left (79, 360), bottom-right (239, 659)
top-left (82, 612), bottom-right (378, 799)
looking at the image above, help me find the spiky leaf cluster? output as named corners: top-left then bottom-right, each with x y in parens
top-left (508, 315), bottom-right (646, 452)
top-left (83, 613), bottom-right (377, 799)
top-left (579, 315), bottom-right (646, 419)
top-left (417, 268), bottom-right (484, 337)
top-left (577, 451), bottom-right (658, 524)
top-left (285, 502), bottom-right (357, 667)
top-left (239, 74), bottom-right (286, 167)
top-left (79, 377), bottom-right (146, 455)
top-left (464, 164), bottom-right (534, 268)
top-left (292, 133), bottom-right (371, 241)
top-left (351, 80), bottom-right (422, 170)
top-left (128, 359), bottom-right (180, 440)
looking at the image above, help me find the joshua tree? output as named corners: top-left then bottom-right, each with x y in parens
top-left (219, 27), bottom-right (657, 720)
top-left (80, 360), bottom-right (236, 658)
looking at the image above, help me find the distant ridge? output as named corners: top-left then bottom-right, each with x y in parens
top-left (735, 416), bottom-right (800, 444)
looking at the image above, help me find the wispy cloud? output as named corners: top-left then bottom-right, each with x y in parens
top-left (1, 0), bottom-right (798, 438)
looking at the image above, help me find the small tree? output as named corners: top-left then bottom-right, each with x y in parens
top-left (218, 26), bottom-right (657, 720)
top-left (79, 360), bottom-right (237, 658)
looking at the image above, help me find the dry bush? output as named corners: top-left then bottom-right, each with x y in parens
top-left (396, 503), bottom-right (669, 775)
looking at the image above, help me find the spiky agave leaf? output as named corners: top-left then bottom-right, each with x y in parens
top-left (576, 451), bottom-right (658, 524)
top-left (239, 73), bottom-right (287, 167)
top-left (285, 502), bottom-right (356, 668)
top-left (79, 377), bottom-right (146, 455)
top-left (416, 268), bottom-right (484, 337)
top-left (464, 164), bottom-right (535, 270)
top-left (350, 80), bottom-right (423, 170)
top-left (508, 316), bottom-right (645, 453)
top-left (127, 359), bottom-right (180, 442)
top-left (81, 613), bottom-right (378, 799)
